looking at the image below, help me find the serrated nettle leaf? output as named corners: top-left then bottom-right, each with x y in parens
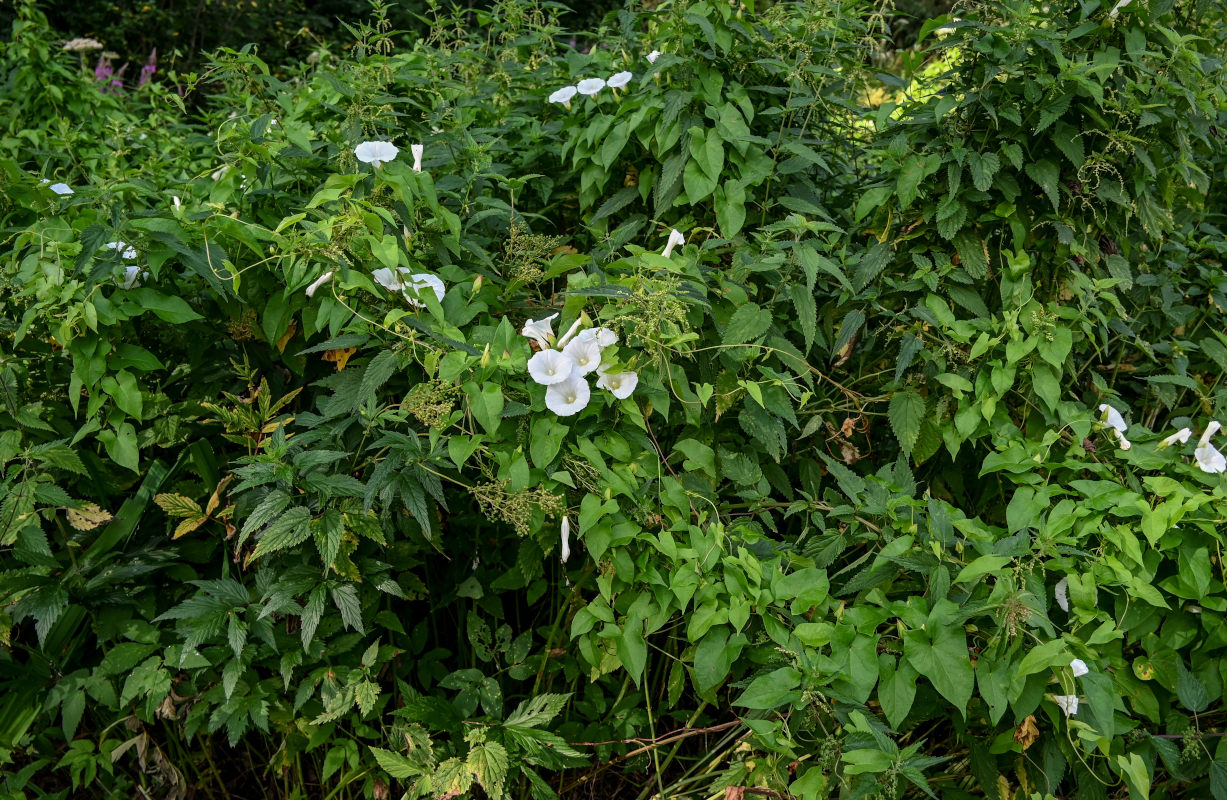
top-left (889, 390), bottom-right (925, 456)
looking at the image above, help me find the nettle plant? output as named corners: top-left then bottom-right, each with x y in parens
top-left (4, 0), bottom-right (1227, 798)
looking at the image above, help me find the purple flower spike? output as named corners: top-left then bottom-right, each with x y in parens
top-left (138, 48), bottom-right (157, 87)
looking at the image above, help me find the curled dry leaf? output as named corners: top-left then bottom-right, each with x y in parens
top-left (1013, 714), bottom-right (1039, 750)
top-left (67, 503), bottom-right (115, 530)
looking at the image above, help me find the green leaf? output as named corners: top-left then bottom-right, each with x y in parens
top-left (371, 747), bottom-right (422, 779)
top-left (465, 382), bottom-right (505, 436)
top-left (504, 694), bottom-right (570, 729)
top-left (1177, 663), bottom-right (1210, 713)
top-left (127, 288), bottom-right (204, 323)
top-left (790, 284), bottom-right (817, 353)
top-left (717, 180), bottom-right (746, 239)
top-left (723, 303), bottom-right (772, 345)
top-left (251, 506), bottom-right (311, 560)
top-left (591, 186), bottom-right (639, 223)
top-left (897, 153), bottom-right (941, 209)
top-left (1053, 122), bottom-right (1085, 168)
top-left (831, 309), bottom-right (866, 358)
top-left (878, 657), bottom-right (918, 729)
top-left (683, 159), bottom-right (717, 203)
top-left (1211, 760), bottom-right (1227, 800)
top-left (904, 626), bottom-right (973, 714)
top-left (954, 231), bottom-right (988, 280)
top-left (97, 423), bottom-right (139, 473)
top-left (359, 349), bottom-right (400, 402)
top-left (618, 618), bottom-right (647, 685)
top-left (332, 583), bottom-right (364, 634)
top-left (734, 667), bottom-right (802, 709)
top-left (968, 152), bottom-right (1001, 192)
top-left (775, 568), bottom-right (829, 614)
top-left (889, 390), bottom-right (925, 456)
top-left (530, 416), bottom-right (568, 469)
top-left (855, 186), bottom-right (893, 222)
top-left (1025, 159), bottom-right (1061, 213)
top-left (468, 741), bottom-right (509, 800)
top-left (953, 555), bottom-right (1012, 585)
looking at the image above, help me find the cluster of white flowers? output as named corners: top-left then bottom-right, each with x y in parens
top-left (548, 71), bottom-right (633, 109)
top-left (353, 141), bottom-right (425, 172)
top-left (523, 314), bottom-right (637, 416)
top-left (372, 268), bottom-right (445, 308)
top-left (1053, 658), bottom-right (1091, 718)
top-left (1103, 404), bottom-right (1227, 474)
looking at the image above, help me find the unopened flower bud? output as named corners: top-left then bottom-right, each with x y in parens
top-left (481, 343), bottom-right (491, 368)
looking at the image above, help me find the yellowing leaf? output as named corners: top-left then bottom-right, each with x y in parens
top-left (322, 347), bottom-right (357, 371)
top-left (154, 493), bottom-right (204, 519)
top-left (173, 516), bottom-right (208, 539)
top-left (67, 503), bottom-right (114, 530)
top-left (275, 321), bottom-right (298, 354)
top-left (205, 474), bottom-right (234, 517)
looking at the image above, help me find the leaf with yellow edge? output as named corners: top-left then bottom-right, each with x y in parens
top-left (155, 493), bottom-right (203, 518)
top-left (275, 321), bottom-right (298, 354)
top-left (174, 516), bottom-right (208, 539)
top-left (205, 475), bottom-right (234, 517)
top-left (67, 504), bottom-right (115, 530)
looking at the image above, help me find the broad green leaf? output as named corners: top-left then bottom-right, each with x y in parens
top-left (734, 666), bottom-right (802, 709)
top-left (904, 626), bottom-right (973, 713)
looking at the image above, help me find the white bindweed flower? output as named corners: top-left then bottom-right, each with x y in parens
top-left (371, 268), bottom-right (445, 308)
top-left (549, 86), bottom-right (578, 108)
top-left (211, 166), bottom-right (229, 181)
top-left (1160, 427), bottom-right (1192, 447)
top-left (1053, 695), bottom-right (1079, 717)
top-left (1054, 577), bottom-right (1069, 612)
top-left (521, 313), bottom-right (559, 348)
top-left (560, 516), bottom-right (571, 563)
top-left (1108, 0), bottom-right (1132, 18)
top-left (646, 50), bottom-right (661, 64)
top-left (1098, 403), bottom-right (1131, 450)
top-left (1070, 658), bottom-right (1089, 678)
top-left (1195, 421), bottom-right (1226, 474)
top-left (172, 195), bottom-right (181, 210)
top-left (354, 141), bottom-right (399, 168)
top-left (106, 241), bottom-right (138, 259)
top-left (662, 228), bottom-right (686, 258)
top-left (47, 181), bottom-right (74, 195)
top-left (576, 77), bottom-right (606, 96)
top-left (555, 317), bottom-right (585, 349)
top-left (563, 338), bottom-right (603, 376)
top-left (545, 373), bottom-right (591, 416)
top-left (305, 271), bottom-right (334, 298)
top-left (607, 71), bottom-right (632, 89)
top-left (411, 144), bottom-right (424, 172)
top-left (119, 266), bottom-right (142, 290)
top-left (527, 349), bottom-right (575, 386)
top-left (596, 369), bottom-right (638, 399)
top-left (577, 327), bottom-right (617, 348)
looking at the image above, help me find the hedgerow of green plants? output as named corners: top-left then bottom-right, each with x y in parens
top-left (3, 0), bottom-right (1227, 797)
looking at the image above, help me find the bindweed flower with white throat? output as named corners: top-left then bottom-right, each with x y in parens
top-left (646, 50), bottom-right (661, 64)
top-left (371, 267), bottom-right (445, 308)
top-left (1053, 695), bottom-right (1079, 717)
top-left (577, 327), bottom-right (617, 348)
top-left (354, 141), bottom-right (398, 168)
top-left (596, 368), bottom-right (638, 399)
top-left (549, 86), bottom-right (578, 109)
top-left (527, 349), bottom-right (575, 386)
top-left (607, 71), bottom-right (632, 89)
top-left (1160, 427), bottom-right (1192, 447)
top-left (305, 271), bottom-right (334, 298)
top-left (662, 228), bottom-right (686, 258)
top-left (576, 77), bottom-right (606, 96)
top-left (1070, 658), bottom-right (1089, 678)
top-left (560, 516), bottom-right (571, 563)
top-left (562, 338), bottom-right (603, 376)
top-left (1195, 421), bottom-right (1226, 473)
top-left (411, 144), bottom-right (424, 172)
top-left (1098, 404), bottom-right (1131, 450)
top-left (119, 266), bottom-right (143, 290)
top-left (545, 373), bottom-right (591, 416)
top-left (521, 313), bottom-right (559, 348)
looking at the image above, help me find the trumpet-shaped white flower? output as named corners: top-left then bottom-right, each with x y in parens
top-left (646, 50), bottom-right (661, 64)
top-left (576, 77), bottom-right (606, 96)
top-left (549, 86), bottom-right (578, 108)
top-left (47, 181), bottom-right (74, 195)
top-left (211, 165), bottom-right (230, 181)
top-left (607, 71), bottom-right (632, 89)
top-left (119, 266), bottom-right (142, 289)
top-left (106, 241), bottom-right (138, 260)
top-left (1195, 421), bottom-right (1226, 474)
top-left (545, 373), bottom-right (591, 416)
top-left (555, 317), bottom-right (585, 349)
top-left (562, 338), bottom-right (603, 376)
top-left (596, 369), bottom-right (638, 399)
top-left (521, 313), bottom-right (559, 348)
top-left (305, 271), bottom-right (334, 298)
top-left (662, 228), bottom-right (686, 258)
top-left (560, 516), bottom-right (571, 563)
top-left (1054, 576), bottom-right (1069, 612)
top-left (1053, 695), bottom-right (1079, 717)
top-left (172, 195), bottom-right (181, 210)
top-left (371, 267), bottom-right (445, 308)
top-left (527, 349), bottom-right (575, 386)
top-left (1160, 427), bottom-right (1192, 447)
top-left (1070, 658), bottom-right (1089, 678)
top-left (1098, 403), bottom-right (1131, 450)
top-left (354, 141), bottom-right (399, 168)
top-left (1108, 0), bottom-right (1132, 18)
top-left (411, 144), bottom-right (424, 172)
top-left (577, 327), bottom-right (617, 348)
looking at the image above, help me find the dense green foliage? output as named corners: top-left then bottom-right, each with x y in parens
top-left (3, 0), bottom-right (1227, 798)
